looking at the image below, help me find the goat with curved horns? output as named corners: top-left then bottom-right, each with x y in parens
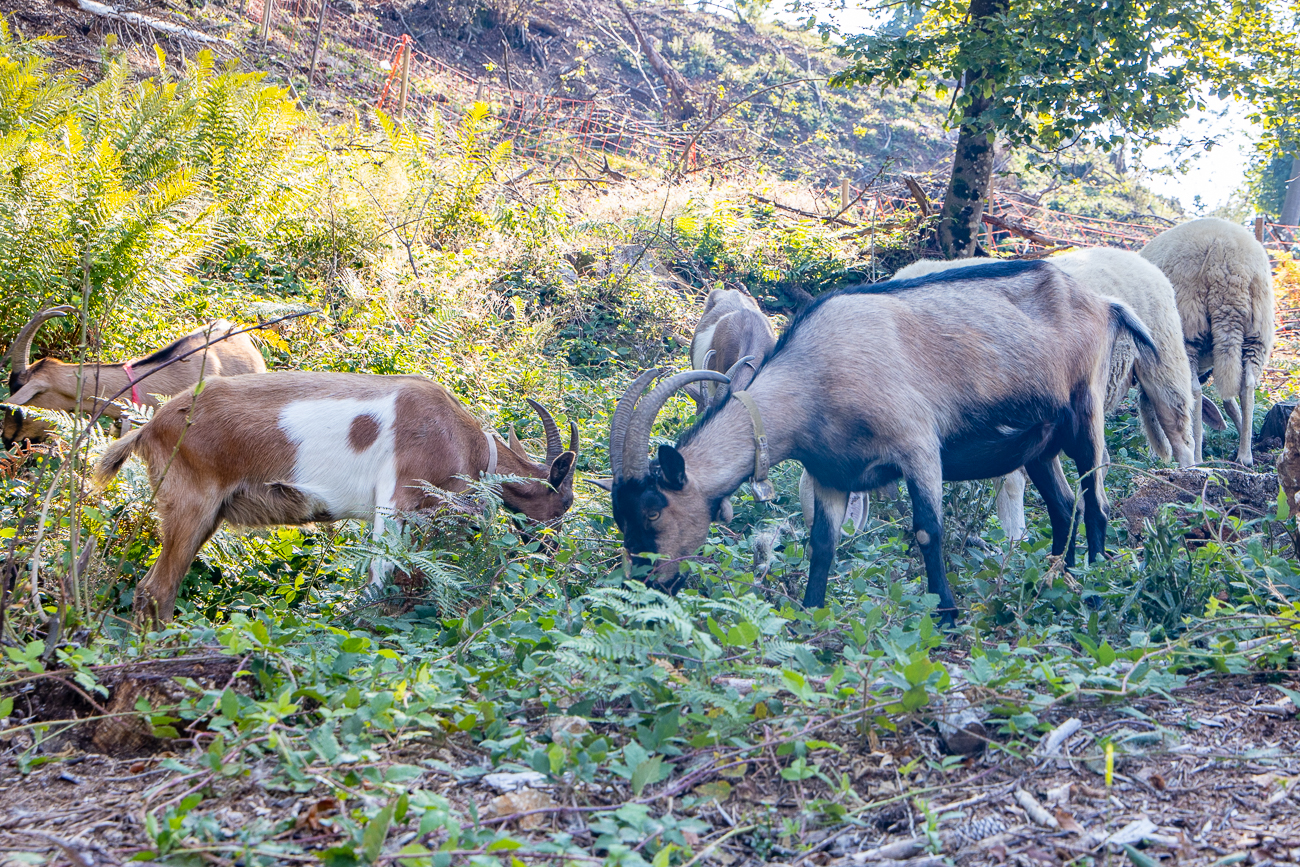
top-left (608, 260), bottom-right (1158, 622)
top-left (683, 288), bottom-right (776, 413)
top-left (96, 373), bottom-right (578, 625)
top-left (5, 306), bottom-right (266, 422)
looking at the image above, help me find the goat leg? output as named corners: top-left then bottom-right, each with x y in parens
top-left (1024, 455), bottom-right (1076, 564)
top-left (904, 469), bottom-right (956, 626)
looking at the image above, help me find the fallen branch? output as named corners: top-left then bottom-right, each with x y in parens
top-left (750, 194), bottom-right (857, 228)
top-left (901, 175), bottom-right (932, 218)
top-left (613, 0), bottom-right (696, 118)
top-left (981, 211), bottom-right (1063, 248)
top-left (60, 0), bottom-right (235, 45)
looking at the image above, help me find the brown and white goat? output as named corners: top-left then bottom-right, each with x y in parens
top-left (96, 372), bottom-right (579, 624)
top-left (6, 306), bottom-right (266, 423)
top-left (609, 260), bottom-right (1157, 624)
top-left (684, 288), bottom-right (776, 412)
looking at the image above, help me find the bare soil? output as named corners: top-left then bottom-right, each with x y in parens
top-left (1, 670), bottom-right (1297, 866)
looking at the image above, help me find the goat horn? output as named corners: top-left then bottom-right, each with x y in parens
top-left (624, 369), bottom-right (731, 480)
top-left (702, 348), bottom-right (717, 371)
top-left (610, 368), bottom-right (662, 482)
top-left (568, 419), bottom-right (579, 455)
top-left (724, 355), bottom-right (755, 382)
top-left (526, 398), bottom-right (563, 464)
top-left (7, 305), bottom-right (76, 381)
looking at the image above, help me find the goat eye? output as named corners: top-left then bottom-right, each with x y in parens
top-left (646, 510), bottom-right (661, 522)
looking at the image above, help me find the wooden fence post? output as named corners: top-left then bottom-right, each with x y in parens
top-left (397, 39), bottom-right (412, 121)
top-left (1255, 213), bottom-right (1266, 244)
top-left (308, 0), bottom-right (329, 89)
top-left (841, 178), bottom-right (850, 213)
top-left (259, 0), bottom-right (274, 45)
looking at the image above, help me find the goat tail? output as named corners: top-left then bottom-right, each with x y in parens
top-left (95, 428), bottom-right (142, 487)
top-left (1109, 300), bottom-right (1159, 367)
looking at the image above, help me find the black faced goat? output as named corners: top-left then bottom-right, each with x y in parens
top-left (607, 260), bottom-right (1157, 623)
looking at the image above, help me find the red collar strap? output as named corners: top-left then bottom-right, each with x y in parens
top-left (122, 361), bottom-right (141, 405)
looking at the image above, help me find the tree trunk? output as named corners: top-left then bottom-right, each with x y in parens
top-left (936, 0), bottom-right (1009, 259)
top-left (1281, 156), bottom-right (1300, 227)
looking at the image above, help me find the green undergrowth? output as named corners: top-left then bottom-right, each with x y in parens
top-left (0, 24), bottom-right (1298, 867)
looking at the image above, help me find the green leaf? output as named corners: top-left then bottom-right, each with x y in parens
top-left (1123, 844), bottom-right (1159, 867)
top-left (1277, 488), bottom-right (1290, 522)
top-left (631, 756), bottom-right (664, 796)
top-left (362, 802), bottom-right (395, 864)
top-left (486, 839), bottom-right (522, 852)
top-left (0, 697), bottom-right (13, 718)
top-left (219, 688), bottom-right (239, 720)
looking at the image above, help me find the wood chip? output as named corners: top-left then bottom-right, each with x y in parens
top-left (1014, 788), bottom-right (1059, 829)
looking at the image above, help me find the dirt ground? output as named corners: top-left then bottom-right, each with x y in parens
top-left (1, 674), bottom-right (1297, 866)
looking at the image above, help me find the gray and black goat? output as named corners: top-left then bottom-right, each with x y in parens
top-left (608, 260), bottom-right (1159, 623)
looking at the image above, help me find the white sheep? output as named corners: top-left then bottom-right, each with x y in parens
top-left (894, 248), bottom-right (1196, 539)
top-left (1140, 217), bottom-right (1275, 466)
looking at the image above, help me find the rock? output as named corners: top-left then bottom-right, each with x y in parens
top-left (1278, 404), bottom-right (1300, 556)
top-left (488, 788), bottom-right (555, 830)
top-left (1119, 467), bottom-right (1279, 543)
top-left (549, 716), bottom-right (591, 738)
top-left (481, 770), bottom-right (548, 792)
top-left (607, 244), bottom-right (681, 286)
top-left (1259, 403), bottom-right (1296, 443)
top-left (934, 692), bottom-right (988, 755)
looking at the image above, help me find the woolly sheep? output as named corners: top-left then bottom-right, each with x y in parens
top-left (1140, 217), bottom-right (1275, 465)
top-left (894, 248), bottom-right (1196, 538)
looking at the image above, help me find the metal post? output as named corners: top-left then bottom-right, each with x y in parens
top-left (308, 0), bottom-right (329, 89)
top-left (259, 0), bottom-right (275, 45)
top-left (1255, 213), bottom-right (1266, 243)
top-left (397, 39), bottom-right (412, 121)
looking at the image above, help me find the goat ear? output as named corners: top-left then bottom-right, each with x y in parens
top-left (586, 477), bottom-right (614, 492)
top-left (507, 425), bottom-right (528, 458)
top-left (713, 497), bottom-right (733, 524)
top-left (1202, 395), bottom-right (1227, 431)
top-left (547, 451), bottom-right (576, 488)
top-left (682, 382), bottom-right (702, 402)
top-left (7, 383), bottom-right (42, 405)
top-left (657, 444), bottom-right (687, 490)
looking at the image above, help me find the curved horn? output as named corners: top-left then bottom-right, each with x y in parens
top-left (624, 370), bottom-right (731, 479)
top-left (701, 348), bottom-right (717, 371)
top-left (610, 368), bottom-right (662, 482)
top-left (7, 306), bottom-right (75, 381)
top-left (724, 355), bottom-right (755, 382)
top-left (526, 398), bottom-right (563, 464)
top-left (568, 419), bottom-right (579, 455)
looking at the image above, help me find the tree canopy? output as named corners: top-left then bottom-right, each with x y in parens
top-left (805, 0), bottom-right (1300, 253)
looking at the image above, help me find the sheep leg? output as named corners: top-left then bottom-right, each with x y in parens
top-left (135, 500), bottom-right (223, 627)
top-left (1235, 383), bottom-right (1255, 466)
top-left (1024, 455), bottom-right (1077, 564)
top-left (995, 469), bottom-right (1028, 543)
top-left (802, 484), bottom-right (848, 610)
top-left (1189, 352), bottom-right (1205, 464)
top-left (904, 465), bottom-right (956, 625)
top-left (1222, 395), bottom-right (1243, 431)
